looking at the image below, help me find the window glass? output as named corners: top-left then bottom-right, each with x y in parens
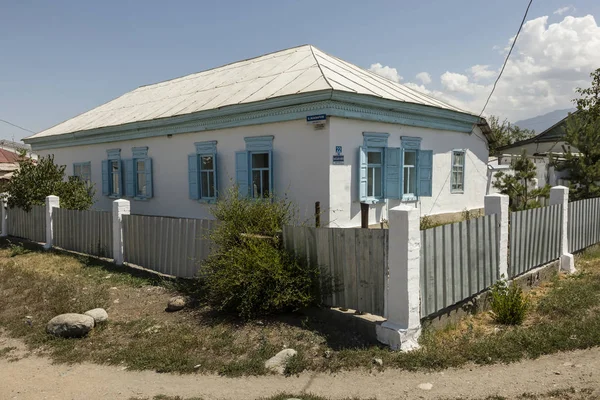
top-left (136, 159), bottom-right (146, 196)
top-left (367, 150), bottom-right (383, 199)
top-left (201, 155), bottom-right (213, 171)
top-left (74, 165), bottom-right (81, 177)
top-left (368, 151), bottom-right (382, 164)
top-left (403, 151), bottom-right (416, 196)
top-left (252, 153), bottom-right (269, 169)
top-left (110, 160), bottom-right (120, 195)
top-left (451, 151), bottom-right (465, 192)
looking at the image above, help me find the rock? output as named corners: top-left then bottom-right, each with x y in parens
top-left (194, 364), bottom-right (202, 369)
top-left (265, 349), bottom-right (297, 375)
top-left (84, 308), bottom-right (108, 324)
top-left (418, 383), bottom-right (433, 391)
top-left (46, 313), bottom-right (95, 338)
top-left (563, 362), bottom-right (574, 367)
top-left (167, 296), bottom-right (186, 312)
top-left (324, 350), bottom-right (332, 359)
top-left (373, 358), bottom-right (383, 367)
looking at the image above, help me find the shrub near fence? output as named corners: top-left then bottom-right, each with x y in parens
top-left (282, 225), bottom-right (388, 317)
top-left (122, 214), bottom-right (217, 278)
top-left (7, 205), bottom-right (46, 243)
top-left (53, 208), bottom-right (113, 258)
top-left (420, 214), bottom-right (500, 316)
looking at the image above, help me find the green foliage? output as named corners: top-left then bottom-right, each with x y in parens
top-left (8, 243), bottom-right (30, 257)
top-left (420, 215), bottom-right (438, 230)
top-left (558, 68), bottom-right (600, 201)
top-left (493, 150), bottom-right (550, 211)
top-left (200, 186), bottom-right (322, 319)
top-left (488, 115), bottom-right (535, 155)
top-left (489, 279), bottom-right (529, 325)
top-left (5, 152), bottom-right (94, 211)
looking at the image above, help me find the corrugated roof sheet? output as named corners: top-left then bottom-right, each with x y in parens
top-left (28, 45), bottom-right (470, 139)
top-left (0, 148), bottom-right (21, 163)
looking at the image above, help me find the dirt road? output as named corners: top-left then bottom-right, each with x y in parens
top-left (1, 335), bottom-right (598, 400)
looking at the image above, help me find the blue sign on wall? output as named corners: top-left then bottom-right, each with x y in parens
top-left (335, 146), bottom-right (342, 155)
top-left (306, 114), bottom-right (327, 123)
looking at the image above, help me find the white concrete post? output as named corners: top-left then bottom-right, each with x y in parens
top-left (550, 186), bottom-right (575, 273)
top-left (112, 199), bottom-right (130, 265)
top-left (485, 194), bottom-right (509, 278)
top-left (0, 194), bottom-right (7, 237)
top-left (376, 204), bottom-right (421, 351)
top-left (44, 195), bottom-right (60, 250)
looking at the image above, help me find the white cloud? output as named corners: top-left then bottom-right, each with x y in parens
top-left (553, 6), bottom-right (573, 15)
top-left (368, 14), bottom-right (600, 122)
top-left (467, 65), bottom-right (496, 81)
top-left (368, 63), bottom-right (402, 83)
top-left (416, 72), bottom-right (431, 85)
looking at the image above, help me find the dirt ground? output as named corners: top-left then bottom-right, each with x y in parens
top-left (1, 334), bottom-right (599, 400)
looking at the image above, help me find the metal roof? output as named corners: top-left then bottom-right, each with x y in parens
top-left (27, 45), bottom-right (471, 140)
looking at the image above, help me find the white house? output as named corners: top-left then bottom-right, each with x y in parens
top-left (23, 45), bottom-right (492, 228)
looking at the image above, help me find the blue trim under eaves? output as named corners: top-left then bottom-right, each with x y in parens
top-left (26, 92), bottom-right (482, 151)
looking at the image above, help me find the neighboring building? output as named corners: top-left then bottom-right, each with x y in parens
top-left (0, 148), bottom-right (23, 190)
top-left (23, 45), bottom-right (492, 228)
top-left (493, 113), bottom-right (574, 190)
top-left (0, 139), bottom-right (37, 160)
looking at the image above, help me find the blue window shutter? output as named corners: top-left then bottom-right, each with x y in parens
top-left (101, 160), bottom-right (109, 196)
top-left (418, 150), bottom-right (433, 197)
top-left (124, 159), bottom-right (134, 197)
top-left (359, 146), bottom-right (367, 202)
top-left (145, 158), bottom-right (153, 198)
top-left (188, 154), bottom-right (199, 200)
top-left (384, 147), bottom-right (401, 199)
top-left (235, 151), bottom-right (249, 197)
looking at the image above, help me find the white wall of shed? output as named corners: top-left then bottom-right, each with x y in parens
top-left (36, 119), bottom-right (331, 224)
top-left (327, 117), bottom-right (489, 227)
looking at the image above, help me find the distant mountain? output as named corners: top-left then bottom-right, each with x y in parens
top-left (513, 108), bottom-right (575, 134)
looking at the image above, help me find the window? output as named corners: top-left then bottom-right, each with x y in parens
top-left (73, 162), bottom-right (91, 186)
top-left (367, 150), bottom-right (383, 198)
top-left (403, 150), bottom-right (416, 197)
top-left (188, 141), bottom-right (217, 201)
top-left (359, 134), bottom-right (433, 202)
top-left (110, 160), bottom-right (120, 196)
top-left (200, 155), bottom-right (216, 199)
top-left (251, 152), bottom-right (271, 198)
top-left (102, 149), bottom-right (122, 197)
top-left (451, 150), bottom-right (465, 193)
top-left (128, 146), bottom-right (153, 199)
top-left (235, 136), bottom-right (274, 198)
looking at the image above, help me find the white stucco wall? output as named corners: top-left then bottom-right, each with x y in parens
top-left (37, 119), bottom-right (331, 224)
top-left (327, 117), bottom-right (489, 227)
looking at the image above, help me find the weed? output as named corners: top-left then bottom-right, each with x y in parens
top-left (8, 243), bottom-right (30, 257)
top-left (490, 278), bottom-right (529, 325)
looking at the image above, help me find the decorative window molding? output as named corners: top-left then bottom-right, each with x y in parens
top-left (363, 132), bottom-right (389, 148)
top-left (244, 136), bottom-right (274, 151)
top-left (107, 148), bottom-right (121, 160)
top-left (132, 146), bottom-right (148, 158)
top-left (401, 136), bottom-right (422, 150)
top-left (194, 140), bottom-right (217, 154)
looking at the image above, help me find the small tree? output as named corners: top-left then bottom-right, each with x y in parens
top-left (493, 150), bottom-right (549, 210)
top-left (5, 152), bottom-right (94, 211)
top-left (559, 68), bottom-right (600, 200)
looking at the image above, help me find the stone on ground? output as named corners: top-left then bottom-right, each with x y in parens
top-left (46, 313), bottom-right (95, 338)
top-left (84, 308), bottom-right (108, 324)
top-left (265, 349), bottom-right (297, 375)
top-left (373, 358), bottom-right (383, 366)
top-left (167, 296), bottom-right (186, 312)
top-left (418, 383), bottom-right (433, 391)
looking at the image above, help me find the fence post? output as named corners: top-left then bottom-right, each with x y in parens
top-left (44, 195), bottom-right (60, 250)
top-left (485, 193), bottom-right (509, 278)
top-left (112, 199), bottom-right (130, 265)
top-left (0, 194), bottom-right (7, 237)
top-left (550, 185), bottom-right (575, 273)
top-left (376, 204), bottom-right (421, 351)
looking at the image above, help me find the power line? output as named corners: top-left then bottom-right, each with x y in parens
top-left (479, 0), bottom-right (534, 118)
top-left (0, 118), bottom-right (36, 134)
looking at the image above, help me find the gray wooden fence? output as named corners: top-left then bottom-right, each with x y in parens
top-left (122, 214), bottom-right (218, 277)
top-left (7, 205), bottom-right (46, 243)
top-left (568, 197), bottom-right (600, 253)
top-left (509, 204), bottom-right (562, 278)
top-left (420, 214), bottom-right (499, 317)
top-left (53, 208), bottom-right (113, 258)
top-left (282, 225), bottom-right (388, 316)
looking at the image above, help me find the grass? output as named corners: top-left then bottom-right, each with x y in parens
top-left (129, 388), bottom-right (596, 400)
top-left (3, 240), bottom-right (600, 377)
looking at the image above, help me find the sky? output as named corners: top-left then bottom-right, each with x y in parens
top-left (1, 0), bottom-right (599, 142)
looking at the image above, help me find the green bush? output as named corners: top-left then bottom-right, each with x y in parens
top-left (199, 186), bottom-right (322, 319)
top-left (489, 279), bottom-right (529, 325)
